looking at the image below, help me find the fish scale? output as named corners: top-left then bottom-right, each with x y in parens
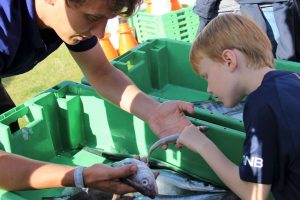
top-left (112, 158), bottom-right (158, 199)
top-left (156, 170), bottom-right (226, 194)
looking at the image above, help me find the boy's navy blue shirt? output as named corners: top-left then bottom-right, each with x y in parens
top-left (0, 0), bottom-right (97, 78)
top-left (240, 70), bottom-right (300, 199)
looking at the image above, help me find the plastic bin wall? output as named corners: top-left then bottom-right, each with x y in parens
top-left (0, 81), bottom-right (245, 199)
top-left (112, 39), bottom-right (211, 101)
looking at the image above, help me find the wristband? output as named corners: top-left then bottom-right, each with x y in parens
top-left (74, 166), bottom-right (86, 188)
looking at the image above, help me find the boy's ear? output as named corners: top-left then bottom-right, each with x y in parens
top-left (221, 49), bottom-right (237, 72)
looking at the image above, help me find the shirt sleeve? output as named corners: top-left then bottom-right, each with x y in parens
top-left (0, 52), bottom-right (7, 75)
top-left (65, 36), bottom-right (98, 52)
top-left (239, 103), bottom-right (278, 184)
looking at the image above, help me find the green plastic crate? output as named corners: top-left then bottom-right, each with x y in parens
top-left (82, 38), bottom-right (300, 132)
top-left (0, 81), bottom-right (246, 199)
top-left (132, 5), bottom-right (199, 43)
top-left (274, 59), bottom-right (300, 72)
top-left (82, 39), bottom-right (242, 130)
top-left (111, 39), bottom-right (211, 101)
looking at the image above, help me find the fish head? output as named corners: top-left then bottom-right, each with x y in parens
top-left (113, 158), bottom-right (158, 198)
top-left (125, 174), bottom-right (158, 198)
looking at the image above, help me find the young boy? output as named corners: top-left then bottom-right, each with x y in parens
top-left (177, 14), bottom-right (300, 200)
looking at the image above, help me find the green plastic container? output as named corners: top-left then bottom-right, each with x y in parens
top-left (82, 38), bottom-right (300, 132)
top-left (274, 59), bottom-right (300, 72)
top-left (0, 81), bottom-right (245, 199)
top-left (83, 39), bottom-right (211, 102)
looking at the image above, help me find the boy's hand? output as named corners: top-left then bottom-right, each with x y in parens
top-left (175, 125), bottom-right (208, 148)
top-left (176, 124), bottom-right (207, 153)
top-left (148, 101), bottom-right (194, 140)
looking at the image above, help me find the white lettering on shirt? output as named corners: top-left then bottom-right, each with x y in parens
top-left (243, 155), bottom-right (263, 168)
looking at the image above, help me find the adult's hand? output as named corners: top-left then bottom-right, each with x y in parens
top-left (148, 101), bottom-right (194, 138)
top-left (83, 163), bottom-right (137, 194)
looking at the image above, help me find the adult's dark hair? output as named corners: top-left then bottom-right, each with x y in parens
top-left (67, 0), bottom-right (142, 17)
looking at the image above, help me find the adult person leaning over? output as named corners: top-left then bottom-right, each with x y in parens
top-left (0, 0), bottom-right (194, 193)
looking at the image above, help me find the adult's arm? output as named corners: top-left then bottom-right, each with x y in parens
top-left (69, 43), bottom-right (194, 138)
top-left (0, 151), bottom-right (137, 193)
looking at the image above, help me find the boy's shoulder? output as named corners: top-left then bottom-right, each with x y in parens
top-left (246, 70), bottom-right (300, 109)
top-left (264, 70), bottom-right (299, 94)
top-left (261, 70), bottom-right (297, 85)
top-left (248, 70), bottom-right (300, 102)
top-left (244, 70), bottom-right (300, 119)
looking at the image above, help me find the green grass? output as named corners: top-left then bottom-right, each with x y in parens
top-left (2, 45), bottom-right (84, 106)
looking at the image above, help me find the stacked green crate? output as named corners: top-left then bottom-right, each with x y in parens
top-left (132, 5), bottom-right (199, 43)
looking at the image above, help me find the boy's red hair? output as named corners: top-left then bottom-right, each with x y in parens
top-left (190, 14), bottom-right (274, 71)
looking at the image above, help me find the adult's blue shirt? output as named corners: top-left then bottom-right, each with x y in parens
top-left (0, 0), bottom-right (97, 78)
top-left (240, 70), bottom-right (300, 199)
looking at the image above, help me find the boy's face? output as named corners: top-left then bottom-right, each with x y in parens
top-left (49, 0), bottom-right (117, 45)
top-left (197, 56), bottom-right (244, 107)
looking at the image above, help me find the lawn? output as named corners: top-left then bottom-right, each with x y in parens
top-left (2, 45), bottom-right (84, 106)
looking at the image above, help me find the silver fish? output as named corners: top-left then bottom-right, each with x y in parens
top-left (156, 170), bottom-right (226, 195)
top-left (147, 134), bottom-right (180, 163)
top-left (133, 193), bottom-right (226, 200)
top-left (147, 126), bottom-right (208, 163)
top-left (193, 101), bottom-right (245, 120)
top-left (112, 158), bottom-right (158, 198)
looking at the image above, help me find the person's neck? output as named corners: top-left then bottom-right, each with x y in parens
top-left (34, 0), bottom-right (50, 29)
top-left (243, 66), bottom-right (274, 95)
